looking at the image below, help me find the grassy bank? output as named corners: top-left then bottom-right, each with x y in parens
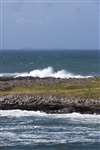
top-left (0, 77), bottom-right (100, 99)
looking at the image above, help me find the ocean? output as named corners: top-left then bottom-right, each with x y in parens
top-left (0, 111), bottom-right (100, 150)
top-left (0, 50), bottom-right (100, 77)
top-left (0, 50), bottom-right (100, 150)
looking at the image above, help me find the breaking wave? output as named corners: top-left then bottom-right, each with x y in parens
top-left (0, 110), bottom-right (46, 117)
top-left (0, 110), bottom-right (100, 120)
top-left (0, 67), bottom-right (92, 79)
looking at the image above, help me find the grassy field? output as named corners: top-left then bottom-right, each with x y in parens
top-left (0, 78), bottom-right (100, 99)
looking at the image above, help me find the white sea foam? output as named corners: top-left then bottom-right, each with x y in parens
top-left (0, 110), bottom-right (100, 145)
top-left (0, 67), bottom-right (92, 79)
top-left (0, 110), bottom-right (100, 120)
top-left (0, 110), bottom-right (47, 117)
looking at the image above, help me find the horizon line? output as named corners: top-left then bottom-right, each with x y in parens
top-left (0, 49), bottom-right (99, 51)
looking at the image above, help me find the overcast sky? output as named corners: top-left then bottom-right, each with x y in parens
top-left (0, 0), bottom-right (99, 50)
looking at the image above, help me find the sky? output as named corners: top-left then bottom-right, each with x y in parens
top-left (0, 0), bottom-right (99, 50)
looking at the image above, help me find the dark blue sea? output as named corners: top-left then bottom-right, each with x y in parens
top-left (0, 50), bottom-right (100, 77)
top-left (0, 50), bottom-right (100, 150)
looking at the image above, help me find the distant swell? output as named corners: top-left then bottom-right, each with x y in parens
top-left (0, 67), bottom-right (92, 79)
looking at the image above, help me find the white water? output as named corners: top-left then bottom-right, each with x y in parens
top-left (0, 67), bottom-right (92, 79)
top-left (0, 110), bottom-right (100, 121)
top-left (0, 110), bottom-right (100, 148)
top-left (0, 110), bottom-right (47, 117)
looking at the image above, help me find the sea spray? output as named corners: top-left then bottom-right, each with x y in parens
top-left (0, 67), bottom-right (92, 79)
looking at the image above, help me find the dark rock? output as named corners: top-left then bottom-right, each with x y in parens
top-left (0, 95), bottom-right (100, 114)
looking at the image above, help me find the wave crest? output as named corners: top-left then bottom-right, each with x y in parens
top-left (0, 67), bottom-right (92, 79)
top-left (0, 110), bottom-right (100, 120)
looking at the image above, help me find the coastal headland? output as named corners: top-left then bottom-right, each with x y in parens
top-left (0, 77), bottom-right (100, 114)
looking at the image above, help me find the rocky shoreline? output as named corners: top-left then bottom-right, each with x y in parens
top-left (0, 95), bottom-right (100, 114)
top-left (0, 77), bottom-right (100, 114)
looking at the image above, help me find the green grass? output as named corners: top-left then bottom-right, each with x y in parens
top-left (0, 78), bottom-right (100, 99)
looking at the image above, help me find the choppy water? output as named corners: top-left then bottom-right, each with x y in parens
top-left (0, 110), bottom-right (100, 150)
